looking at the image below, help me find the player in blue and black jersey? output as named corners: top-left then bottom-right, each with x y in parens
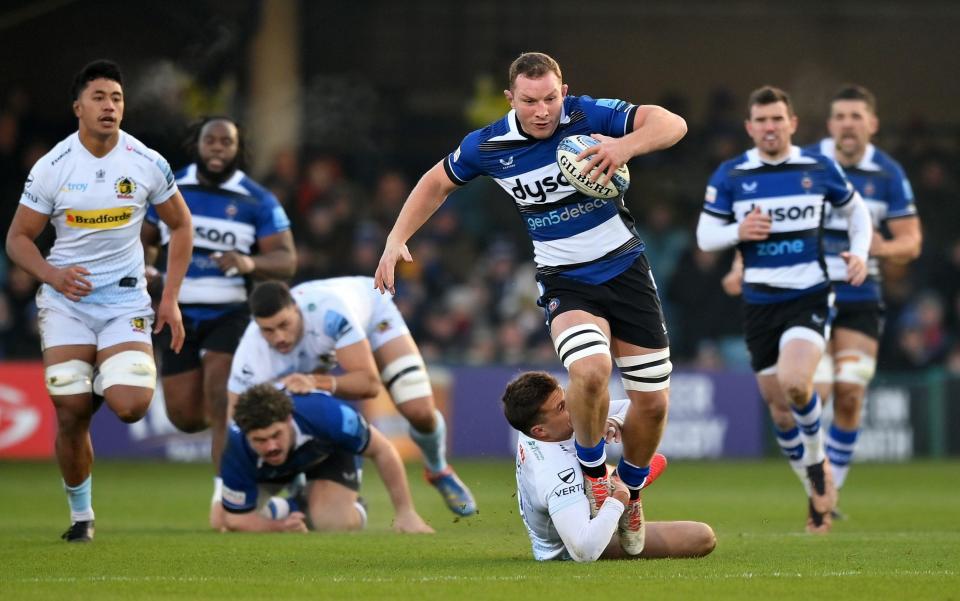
top-left (805, 85), bottom-right (921, 503)
top-left (697, 86), bottom-right (873, 533)
top-left (215, 383), bottom-right (433, 534)
top-left (141, 117), bottom-right (296, 526)
top-left (375, 51), bottom-right (687, 552)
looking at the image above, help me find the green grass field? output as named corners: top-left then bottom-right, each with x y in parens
top-left (1, 459), bottom-right (958, 600)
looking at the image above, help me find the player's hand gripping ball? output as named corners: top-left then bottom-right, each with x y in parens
top-left (556, 134), bottom-right (630, 199)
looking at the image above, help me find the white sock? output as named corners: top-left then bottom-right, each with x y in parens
top-left (211, 476), bottom-right (223, 505)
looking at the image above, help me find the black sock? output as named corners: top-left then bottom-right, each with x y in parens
top-left (579, 462), bottom-right (607, 479)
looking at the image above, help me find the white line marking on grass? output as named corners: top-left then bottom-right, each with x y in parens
top-left (8, 570), bottom-right (955, 585)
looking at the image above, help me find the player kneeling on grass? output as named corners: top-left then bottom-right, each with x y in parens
top-left (213, 383), bottom-right (434, 534)
top-left (503, 372), bottom-right (715, 562)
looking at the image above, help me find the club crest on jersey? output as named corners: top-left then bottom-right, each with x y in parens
top-left (864, 180), bottom-right (876, 198)
top-left (376, 319), bottom-right (392, 332)
top-left (801, 174), bottom-right (813, 191)
top-left (96, 169), bottom-right (106, 182)
top-left (225, 203), bottom-right (238, 219)
top-left (115, 176), bottom-right (136, 199)
top-left (130, 317), bottom-right (146, 333)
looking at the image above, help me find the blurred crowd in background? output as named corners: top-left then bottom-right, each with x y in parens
top-left (2, 84), bottom-right (958, 375)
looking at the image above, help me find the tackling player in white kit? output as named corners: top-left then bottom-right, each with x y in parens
top-left (226, 277), bottom-right (477, 520)
top-left (502, 371), bottom-right (715, 561)
top-left (5, 60), bottom-right (193, 542)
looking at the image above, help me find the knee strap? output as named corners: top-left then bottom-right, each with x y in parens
top-left (45, 360), bottom-right (94, 396)
top-left (381, 355), bottom-right (432, 404)
top-left (616, 349), bottom-right (672, 392)
top-left (834, 350), bottom-right (876, 386)
top-left (99, 350), bottom-right (157, 391)
top-left (553, 324), bottom-right (610, 369)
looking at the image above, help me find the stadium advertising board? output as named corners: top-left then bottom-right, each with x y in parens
top-left (0, 362), bottom-right (57, 458)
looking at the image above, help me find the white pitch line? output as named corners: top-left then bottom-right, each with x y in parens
top-left (6, 570), bottom-right (956, 585)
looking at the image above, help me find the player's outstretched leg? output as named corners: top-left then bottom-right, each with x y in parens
top-left (616, 453), bottom-right (667, 555)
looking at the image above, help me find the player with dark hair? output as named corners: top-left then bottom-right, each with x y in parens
top-left (5, 59), bottom-right (193, 542)
top-left (141, 116), bottom-right (296, 526)
top-left (697, 85), bottom-right (873, 532)
top-left (502, 371), bottom-right (715, 562)
top-left (374, 51), bottom-right (687, 552)
top-left (214, 383), bottom-right (433, 534)
top-left (227, 278), bottom-right (477, 519)
top-left (805, 85), bottom-right (921, 502)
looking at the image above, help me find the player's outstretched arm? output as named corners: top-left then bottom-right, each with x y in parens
top-left (282, 339), bottom-right (382, 398)
top-left (153, 191), bottom-right (193, 352)
top-left (872, 215), bottom-right (922, 265)
top-left (222, 507), bottom-right (308, 533)
top-left (375, 161), bottom-right (458, 295)
top-left (362, 427), bottom-right (435, 534)
top-left (6, 205), bottom-right (93, 301)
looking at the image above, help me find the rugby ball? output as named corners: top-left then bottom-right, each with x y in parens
top-left (556, 134), bottom-right (630, 199)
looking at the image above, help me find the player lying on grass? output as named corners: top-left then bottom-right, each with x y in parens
top-left (212, 383), bottom-right (434, 534)
top-left (502, 371), bottom-right (716, 562)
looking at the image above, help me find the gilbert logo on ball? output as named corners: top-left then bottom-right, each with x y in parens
top-left (556, 134), bottom-right (630, 199)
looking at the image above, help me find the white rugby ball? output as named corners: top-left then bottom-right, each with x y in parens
top-left (556, 134), bottom-right (630, 199)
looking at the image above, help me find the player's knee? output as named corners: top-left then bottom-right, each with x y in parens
top-left (99, 351), bottom-right (157, 392)
top-left (113, 403), bottom-right (149, 424)
top-left (834, 350), bottom-right (875, 387)
top-left (381, 355), bottom-right (433, 406)
top-left (45, 360), bottom-right (94, 397)
top-left (167, 408), bottom-right (208, 433)
top-left (616, 349), bottom-right (671, 394)
top-left (832, 384), bottom-right (864, 418)
top-left (401, 404), bottom-right (437, 433)
top-left (694, 524), bottom-right (718, 557)
top-left (631, 392), bottom-right (669, 423)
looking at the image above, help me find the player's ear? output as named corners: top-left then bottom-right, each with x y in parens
top-left (529, 424), bottom-right (547, 439)
top-left (504, 89), bottom-right (513, 103)
top-left (73, 100), bottom-right (81, 118)
top-left (560, 83), bottom-right (568, 97)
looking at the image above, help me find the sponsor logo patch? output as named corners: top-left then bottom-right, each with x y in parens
top-left (221, 486), bottom-right (246, 506)
top-left (65, 206), bottom-right (133, 229)
top-left (557, 468), bottom-right (575, 483)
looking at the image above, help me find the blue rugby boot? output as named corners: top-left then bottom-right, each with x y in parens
top-left (426, 466), bottom-right (477, 517)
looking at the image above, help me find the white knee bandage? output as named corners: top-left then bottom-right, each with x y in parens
top-left (381, 355), bottom-right (432, 404)
top-left (554, 324), bottom-right (610, 369)
top-left (616, 349), bottom-right (672, 392)
top-left (45, 360), bottom-right (94, 396)
top-left (98, 350), bottom-right (157, 391)
top-left (814, 353), bottom-right (834, 385)
top-left (834, 350), bottom-right (876, 386)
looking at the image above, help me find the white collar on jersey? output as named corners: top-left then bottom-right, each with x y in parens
top-left (179, 163), bottom-right (249, 194)
top-left (495, 101), bottom-right (572, 142)
top-left (817, 138), bottom-right (880, 171)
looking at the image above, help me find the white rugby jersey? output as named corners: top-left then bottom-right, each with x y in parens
top-left (19, 130), bottom-right (177, 306)
top-left (515, 399), bottom-right (628, 561)
top-left (809, 139), bottom-right (917, 304)
top-left (702, 146), bottom-right (856, 304)
top-left (446, 96), bottom-right (644, 285)
top-left (228, 277), bottom-right (381, 394)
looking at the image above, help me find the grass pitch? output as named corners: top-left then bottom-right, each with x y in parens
top-left (0, 459), bottom-right (957, 600)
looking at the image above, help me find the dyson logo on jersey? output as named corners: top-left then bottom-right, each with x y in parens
top-left (510, 173), bottom-right (571, 203)
top-left (525, 198), bottom-right (608, 231)
top-left (741, 203), bottom-right (817, 222)
top-left (65, 207), bottom-right (133, 229)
